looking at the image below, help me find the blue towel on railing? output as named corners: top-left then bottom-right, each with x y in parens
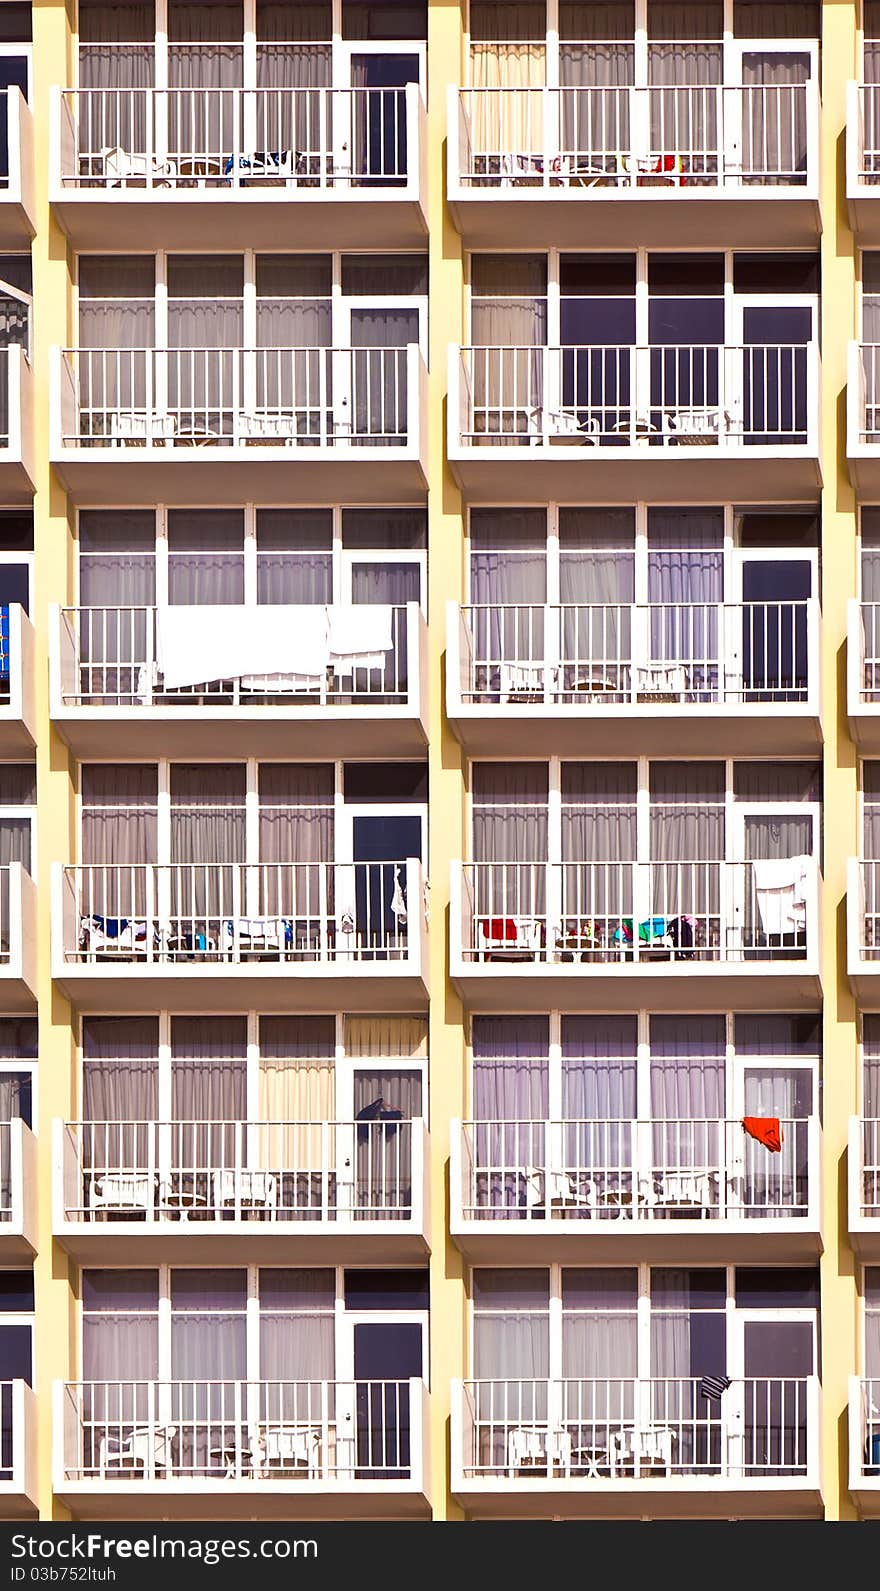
top-left (0, 605), bottom-right (10, 682)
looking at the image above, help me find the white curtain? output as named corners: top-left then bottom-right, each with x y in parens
top-left (82, 1016), bottom-right (160, 1174)
top-left (256, 509), bottom-right (333, 605)
top-left (649, 1014), bottom-right (726, 1174)
top-left (472, 762), bottom-right (548, 924)
top-left (78, 512), bottom-right (156, 704)
top-left (78, 0), bottom-right (155, 160)
top-left (166, 509), bottom-right (244, 606)
top-left (471, 256), bottom-right (547, 437)
top-left (469, 508), bottom-right (547, 677)
top-left (473, 1267), bottom-right (550, 1462)
top-left (647, 508), bottom-right (724, 692)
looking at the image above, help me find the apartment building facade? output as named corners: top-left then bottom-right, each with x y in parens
top-left (0, 0), bottom-right (872, 1523)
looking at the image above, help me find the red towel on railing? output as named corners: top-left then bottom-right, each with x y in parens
top-left (742, 1116), bottom-right (783, 1153)
top-left (483, 918), bottom-right (519, 942)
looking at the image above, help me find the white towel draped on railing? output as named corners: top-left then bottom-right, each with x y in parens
top-left (155, 604), bottom-right (394, 692)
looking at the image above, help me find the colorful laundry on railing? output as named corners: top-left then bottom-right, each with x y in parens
top-left (220, 917), bottom-right (294, 952)
top-left (79, 915), bottom-right (151, 951)
top-left (742, 1116), bottom-right (783, 1153)
top-left (0, 605), bottom-right (9, 682)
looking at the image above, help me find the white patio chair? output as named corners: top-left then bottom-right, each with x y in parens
top-left (100, 146), bottom-right (176, 187)
top-left (109, 410), bottom-right (176, 446)
top-left (527, 406), bottom-right (600, 446)
top-left (98, 1421), bottom-right (176, 1479)
top-left (665, 406), bottom-right (729, 444)
top-left (211, 1168), bottom-right (277, 1217)
top-left (250, 1423), bottom-right (321, 1478)
top-left (88, 1170), bottom-right (156, 1218)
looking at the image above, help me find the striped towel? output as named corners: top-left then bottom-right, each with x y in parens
top-left (699, 1375), bottom-right (732, 1403)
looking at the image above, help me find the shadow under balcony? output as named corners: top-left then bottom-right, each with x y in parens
top-left (53, 1116), bottom-right (430, 1265)
top-left (447, 599), bottom-right (822, 758)
top-left (452, 1376), bottom-right (823, 1520)
top-left (50, 84), bottom-right (427, 251)
top-left (55, 1377), bottom-right (430, 1521)
top-left (50, 345), bottom-right (428, 507)
top-left (450, 859), bottom-right (823, 1014)
top-left (50, 602), bottom-right (428, 760)
top-left (448, 343), bottom-right (822, 505)
top-left (52, 859), bottom-right (429, 1014)
top-left (448, 80), bottom-right (820, 250)
top-left (450, 1116), bottom-right (822, 1265)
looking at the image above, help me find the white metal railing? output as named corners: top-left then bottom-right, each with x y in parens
top-left (857, 1118), bottom-right (880, 1219)
top-left (58, 346), bottom-right (418, 449)
top-left (60, 859), bottom-right (420, 966)
top-left (457, 601), bottom-right (814, 707)
top-left (454, 82), bottom-right (812, 188)
top-left (853, 860), bottom-right (880, 961)
top-left (456, 343), bottom-right (815, 449)
top-left (59, 1117), bottom-right (422, 1225)
top-left (456, 1376), bottom-right (817, 1481)
top-left (58, 85), bottom-right (418, 189)
top-left (57, 603), bottom-right (416, 708)
top-left (857, 345), bottom-right (880, 443)
top-left (0, 865), bottom-right (23, 966)
top-left (457, 1117), bottom-right (815, 1223)
top-left (59, 1378), bottom-right (423, 1484)
top-left (853, 1378), bottom-right (880, 1480)
top-left (457, 858), bottom-right (817, 965)
top-left (853, 601), bottom-right (880, 703)
top-left (857, 85), bottom-right (880, 182)
top-left (0, 1381), bottom-right (28, 1487)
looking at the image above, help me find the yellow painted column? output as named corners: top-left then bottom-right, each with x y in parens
top-left (426, 0), bottom-right (467, 1522)
top-left (820, 0), bottom-right (860, 1523)
top-left (30, 0), bottom-right (77, 1521)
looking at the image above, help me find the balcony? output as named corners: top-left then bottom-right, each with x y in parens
top-left (845, 343), bottom-right (880, 496)
top-left (0, 88), bottom-right (34, 248)
top-left (50, 602), bottom-right (428, 760)
top-left (449, 81), bottom-right (819, 249)
top-left (0, 865), bottom-right (37, 1012)
top-left (845, 859), bottom-right (880, 1005)
top-left (55, 1377), bottom-right (430, 1520)
top-left (0, 1382), bottom-right (37, 1518)
top-left (50, 345), bottom-right (428, 507)
top-left (846, 600), bottom-right (880, 750)
top-left (448, 599), bottom-right (821, 758)
top-left (845, 83), bottom-right (880, 244)
top-left (846, 1117), bottom-right (880, 1259)
top-left (0, 347), bottom-right (35, 504)
top-left (0, 606), bottom-right (35, 758)
top-left (50, 84), bottom-right (427, 251)
top-left (450, 1116), bottom-right (821, 1264)
top-left (52, 859), bottom-right (428, 1013)
top-left (0, 1119), bottom-right (36, 1262)
top-left (452, 1376), bottom-right (822, 1519)
top-left (450, 858), bottom-right (822, 1012)
top-left (53, 1116), bottom-right (429, 1265)
top-left (448, 343), bottom-right (821, 504)
top-left (849, 1378), bottom-right (880, 1516)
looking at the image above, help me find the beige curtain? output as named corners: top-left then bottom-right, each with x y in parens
top-left (470, 45), bottom-right (546, 160)
top-left (345, 1015), bottom-right (428, 1060)
top-left (258, 1055), bottom-right (334, 1168)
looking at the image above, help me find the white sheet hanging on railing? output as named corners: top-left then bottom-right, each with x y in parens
top-left (327, 605), bottom-right (394, 673)
top-left (155, 605), bottom-right (327, 690)
top-left (155, 604), bottom-right (394, 690)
